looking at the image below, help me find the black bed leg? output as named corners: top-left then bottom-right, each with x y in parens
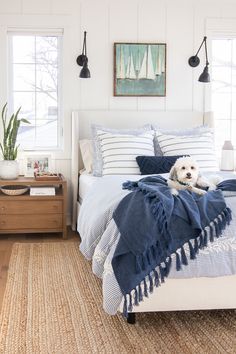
top-left (127, 313), bottom-right (136, 324)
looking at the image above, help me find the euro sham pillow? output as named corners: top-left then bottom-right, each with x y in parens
top-left (152, 125), bottom-right (214, 156)
top-left (97, 130), bottom-right (155, 176)
top-left (136, 155), bottom-right (185, 175)
top-left (91, 124), bottom-right (152, 176)
top-left (156, 131), bottom-right (218, 171)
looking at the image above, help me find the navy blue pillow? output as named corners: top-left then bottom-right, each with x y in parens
top-left (136, 156), bottom-right (185, 175)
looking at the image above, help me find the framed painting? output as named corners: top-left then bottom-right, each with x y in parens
top-left (114, 42), bottom-right (166, 97)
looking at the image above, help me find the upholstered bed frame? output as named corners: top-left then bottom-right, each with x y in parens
top-left (71, 110), bottom-right (236, 324)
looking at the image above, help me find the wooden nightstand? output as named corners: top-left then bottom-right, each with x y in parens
top-left (0, 176), bottom-right (67, 239)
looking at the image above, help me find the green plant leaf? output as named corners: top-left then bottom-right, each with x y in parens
top-left (0, 104), bottom-right (25, 160)
top-left (2, 104), bottom-right (7, 146)
top-left (5, 114), bottom-right (15, 143)
top-left (20, 118), bottom-right (31, 124)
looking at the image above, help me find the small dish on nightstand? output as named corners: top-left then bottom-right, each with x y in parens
top-left (1, 185), bottom-right (29, 196)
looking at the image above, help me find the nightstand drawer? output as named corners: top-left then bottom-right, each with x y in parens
top-left (0, 214), bottom-right (62, 230)
top-left (0, 201), bottom-right (62, 215)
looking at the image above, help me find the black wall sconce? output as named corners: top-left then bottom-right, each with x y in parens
top-left (76, 31), bottom-right (91, 78)
top-left (188, 36), bottom-right (210, 83)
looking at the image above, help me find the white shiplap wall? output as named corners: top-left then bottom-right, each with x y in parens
top-left (0, 0), bottom-right (235, 221)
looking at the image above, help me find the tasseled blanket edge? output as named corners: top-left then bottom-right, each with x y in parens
top-left (122, 206), bottom-right (232, 318)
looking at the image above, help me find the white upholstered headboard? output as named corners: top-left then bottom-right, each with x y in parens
top-left (71, 110), bottom-right (206, 230)
top-left (73, 110), bottom-right (204, 139)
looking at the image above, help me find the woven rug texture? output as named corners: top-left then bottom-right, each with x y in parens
top-left (0, 242), bottom-right (236, 354)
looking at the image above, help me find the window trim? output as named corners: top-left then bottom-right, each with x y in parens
top-left (0, 14), bottom-right (80, 160)
top-left (7, 29), bottom-right (63, 151)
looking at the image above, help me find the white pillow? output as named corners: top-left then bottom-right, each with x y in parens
top-left (156, 131), bottom-right (218, 171)
top-left (79, 139), bottom-right (93, 174)
top-left (97, 130), bottom-right (155, 175)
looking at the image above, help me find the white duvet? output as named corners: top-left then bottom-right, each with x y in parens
top-left (78, 172), bottom-right (236, 315)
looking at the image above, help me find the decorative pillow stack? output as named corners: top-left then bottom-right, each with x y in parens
top-left (156, 131), bottom-right (218, 171)
top-left (96, 130), bottom-right (155, 175)
top-left (80, 123), bottom-right (218, 175)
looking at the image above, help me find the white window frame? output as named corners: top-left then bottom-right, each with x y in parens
top-left (8, 29), bottom-right (63, 151)
top-left (0, 14), bottom-right (78, 160)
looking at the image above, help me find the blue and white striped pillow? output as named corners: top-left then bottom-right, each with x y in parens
top-left (91, 124), bottom-right (152, 176)
top-left (156, 131), bottom-right (218, 171)
top-left (152, 125), bottom-right (214, 156)
top-left (97, 130), bottom-right (155, 175)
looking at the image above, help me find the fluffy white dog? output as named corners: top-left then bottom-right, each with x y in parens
top-left (167, 156), bottom-right (218, 196)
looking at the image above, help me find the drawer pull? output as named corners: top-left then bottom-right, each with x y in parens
top-left (1, 207), bottom-right (5, 212)
top-left (53, 205), bottom-right (58, 209)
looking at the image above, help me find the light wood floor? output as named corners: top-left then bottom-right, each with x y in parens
top-left (0, 227), bottom-right (79, 312)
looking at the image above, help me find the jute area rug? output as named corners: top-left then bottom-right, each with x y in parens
top-left (0, 243), bottom-right (236, 354)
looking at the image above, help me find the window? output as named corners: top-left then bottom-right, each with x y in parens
top-left (211, 38), bottom-right (236, 152)
top-left (8, 31), bottom-right (62, 150)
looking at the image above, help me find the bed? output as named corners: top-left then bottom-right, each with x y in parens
top-left (71, 110), bottom-right (236, 324)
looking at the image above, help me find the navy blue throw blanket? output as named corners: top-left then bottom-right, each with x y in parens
top-left (217, 179), bottom-right (236, 192)
top-left (112, 176), bottom-right (233, 317)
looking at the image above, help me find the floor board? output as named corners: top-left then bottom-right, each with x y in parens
top-left (0, 227), bottom-right (79, 311)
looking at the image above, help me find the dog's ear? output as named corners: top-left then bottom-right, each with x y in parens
top-left (169, 166), bottom-right (177, 180)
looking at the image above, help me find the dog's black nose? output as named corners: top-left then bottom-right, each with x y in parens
top-left (186, 172), bottom-right (191, 177)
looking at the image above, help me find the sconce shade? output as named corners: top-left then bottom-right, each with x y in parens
top-left (198, 65), bottom-right (210, 83)
top-left (79, 59), bottom-right (91, 78)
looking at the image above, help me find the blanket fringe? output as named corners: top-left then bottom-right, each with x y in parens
top-left (124, 206), bottom-right (232, 317)
top-left (154, 269), bottom-right (160, 287)
top-left (175, 252), bottom-right (181, 271)
top-left (138, 283), bottom-right (143, 302)
top-left (188, 240), bottom-right (196, 260)
top-left (181, 246), bottom-right (188, 265)
top-left (209, 224), bottom-right (214, 242)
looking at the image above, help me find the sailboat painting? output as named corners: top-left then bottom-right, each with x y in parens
top-left (114, 43), bottom-right (166, 96)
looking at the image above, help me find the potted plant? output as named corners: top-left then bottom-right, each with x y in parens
top-left (0, 103), bottom-right (30, 179)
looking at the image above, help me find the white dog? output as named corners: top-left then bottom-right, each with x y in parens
top-left (167, 156), bottom-right (218, 196)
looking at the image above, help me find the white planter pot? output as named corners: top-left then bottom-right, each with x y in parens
top-left (0, 160), bottom-right (19, 180)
